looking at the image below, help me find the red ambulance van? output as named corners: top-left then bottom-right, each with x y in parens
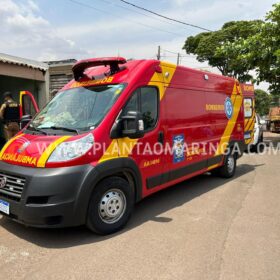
top-left (0, 58), bottom-right (245, 234)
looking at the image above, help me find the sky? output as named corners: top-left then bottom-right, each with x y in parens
top-left (0, 0), bottom-right (277, 89)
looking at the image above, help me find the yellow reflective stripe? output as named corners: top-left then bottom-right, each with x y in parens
top-left (98, 139), bottom-right (119, 163)
top-left (244, 111), bottom-right (255, 145)
top-left (0, 134), bottom-right (24, 159)
top-left (245, 138), bottom-right (252, 144)
top-left (19, 91), bottom-right (27, 108)
top-left (245, 119), bottom-right (256, 144)
top-left (207, 163), bottom-right (222, 171)
top-left (215, 83), bottom-right (243, 156)
top-left (98, 138), bottom-right (140, 163)
top-left (248, 121), bottom-right (255, 131)
top-left (245, 111), bottom-right (255, 131)
top-left (37, 136), bottom-right (71, 168)
top-left (148, 61), bottom-right (176, 100)
top-left (117, 138), bottom-right (138, 157)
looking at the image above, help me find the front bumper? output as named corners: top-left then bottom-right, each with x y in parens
top-left (0, 161), bottom-right (95, 228)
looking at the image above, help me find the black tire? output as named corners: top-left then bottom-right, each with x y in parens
top-left (250, 144), bottom-right (257, 153)
top-left (215, 153), bottom-right (236, 178)
top-left (86, 176), bottom-right (134, 235)
top-left (258, 134), bottom-right (265, 153)
top-left (251, 134), bottom-right (264, 153)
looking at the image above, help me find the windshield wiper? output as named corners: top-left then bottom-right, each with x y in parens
top-left (48, 126), bottom-right (79, 134)
top-left (27, 125), bottom-right (48, 135)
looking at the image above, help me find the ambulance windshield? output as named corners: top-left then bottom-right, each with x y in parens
top-left (29, 84), bottom-right (125, 133)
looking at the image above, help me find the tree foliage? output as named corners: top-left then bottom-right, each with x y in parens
top-left (183, 20), bottom-right (263, 82)
top-left (238, 3), bottom-right (280, 97)
top-left (254, 89), bottom-right (272, 116)
top-left (183, 3), bottom-right (280, 97)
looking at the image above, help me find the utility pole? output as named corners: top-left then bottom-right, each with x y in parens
top-left (157, 46), bottom-right (161, 60)
top-left (177, 53), bottom-right (180, 65)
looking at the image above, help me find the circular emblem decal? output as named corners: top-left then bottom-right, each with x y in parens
top-left (0, 177), bottom-right (7, 189)
top-left (225, 97), bottom-right (233, 119)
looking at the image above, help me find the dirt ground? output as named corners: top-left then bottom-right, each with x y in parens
top-left (0, 132), bottom-right (279, 280)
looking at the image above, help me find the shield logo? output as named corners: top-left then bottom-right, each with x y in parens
top-left (225, 97), bottom-right (233, 119)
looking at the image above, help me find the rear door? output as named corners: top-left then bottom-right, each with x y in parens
top-left (241, 85), bottom-right (255, 145)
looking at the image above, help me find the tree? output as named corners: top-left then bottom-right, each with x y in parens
top-left (182, 20), bottom-right (263, 82)
top-left (183, 4), bottom-right (280, 98)
top-left (237, 4), bottom-right (280, 98)
top-left (254, 89), bottom-right (272, 116)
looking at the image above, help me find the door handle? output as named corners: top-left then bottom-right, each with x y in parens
top-left (158, 131), bottom-right (164, 144)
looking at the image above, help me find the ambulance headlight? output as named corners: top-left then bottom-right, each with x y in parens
top-left (48, 134), bottom-right (94, 163)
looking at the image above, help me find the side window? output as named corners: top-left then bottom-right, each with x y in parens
top-left (140, 87), bottom-right (158, 130)
top-left (122, 87), bottom-right (158, 131)
top-left (22, 95), bottom-right (36, 117)
top-left (122, 89), bottom-right (139, 116)
top-left (244, 98), bottom-right (253, 118)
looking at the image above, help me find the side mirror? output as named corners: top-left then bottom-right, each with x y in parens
top-left (20, 114), bottom-right (32, 129)
top-left (122, 111), bottom-right (145, 139)
top-left (110, 111), bottom-right (145, 139)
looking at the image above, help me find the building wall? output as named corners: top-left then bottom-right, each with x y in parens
top-left (0, 75), bottom-right (49, 142)
top-left (50, 73), bottom-right (73, 94)
top-left (0, 75), bottom-right (41, 107)
top-left (0, 62), bottom-right (45, 81)
top-left (46, 61), bottom-right (76, 98)
top-left (0, 62), bottom-right (49, 109)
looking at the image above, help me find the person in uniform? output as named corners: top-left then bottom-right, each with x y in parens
top-left (0, 92), bottom-right (20, 141)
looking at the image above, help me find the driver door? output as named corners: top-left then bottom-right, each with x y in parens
top-left (19, 91), bottom-right (39, 119)
top-left (118, 86), bottom-right (166, 194)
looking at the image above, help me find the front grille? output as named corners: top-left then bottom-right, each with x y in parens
top-left (0, 173), bottom-right (26, 201)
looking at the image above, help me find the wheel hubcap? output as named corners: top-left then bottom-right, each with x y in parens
top-left (227, 156), bottom-right (235, 174)
top-left (99, 189), bottom-right (126, 224)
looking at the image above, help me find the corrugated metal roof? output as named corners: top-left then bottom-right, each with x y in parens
top-left (0, 53), bottom-right (48, 71)
top-left (45, 59), bottom-right (77, 66)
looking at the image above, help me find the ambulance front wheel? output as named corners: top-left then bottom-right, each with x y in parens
top-left (86, 176), bottom-right (134, 235)
top-left (215, 153), bottom-right (236, 178)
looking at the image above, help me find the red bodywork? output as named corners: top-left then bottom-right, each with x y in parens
top-left (0, 58), bottom-right (245, 199)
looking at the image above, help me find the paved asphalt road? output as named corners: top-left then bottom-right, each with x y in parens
top-left (0, 133), bottom-right (279, 280)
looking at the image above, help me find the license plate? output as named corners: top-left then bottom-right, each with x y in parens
top-left (0, 199), bottom-right (10, 215)
top-left (244, 132), bottom-right (251, 139)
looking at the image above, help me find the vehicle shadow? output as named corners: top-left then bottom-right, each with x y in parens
top-left (0, 163), bottom-right (261, 249)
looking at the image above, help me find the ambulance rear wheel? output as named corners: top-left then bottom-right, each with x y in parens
top-left (216, 153), bottom-right (236, 178)
top-left (86, 177), bottom-right (134, 235)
